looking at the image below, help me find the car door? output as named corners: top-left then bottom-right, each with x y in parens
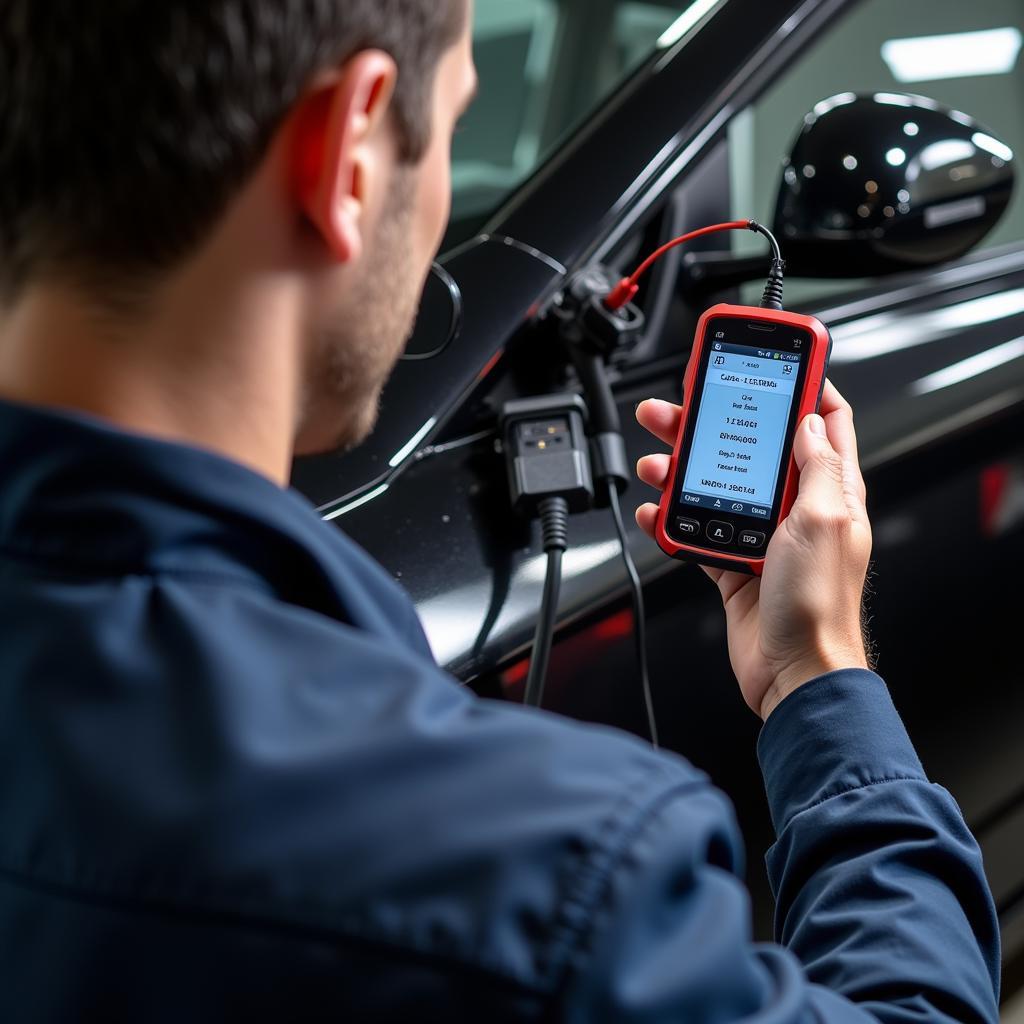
top-left (291, 0), bottom-right (1024, 972)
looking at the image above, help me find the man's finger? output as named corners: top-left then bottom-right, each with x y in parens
top-left (637, 454), bottom-right (671, 491)
top-left (635, 399), bottom-right (681, 447)
top-left (791, 413), bottom-right (849, 516)
top-left (818, 381), bottom-right (858, 461)
top-left (635, 502), bottom-right (659, 538)
top-left (816, 380), bottom-right (866, 505)
top-left (818, 379), bottom-right (848, 419)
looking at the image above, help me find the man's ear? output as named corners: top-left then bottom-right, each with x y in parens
top-left (291, 50), bottom-right (399, 264)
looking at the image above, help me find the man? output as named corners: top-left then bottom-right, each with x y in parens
top-left (0, 2), bottom-right (1000, 1021)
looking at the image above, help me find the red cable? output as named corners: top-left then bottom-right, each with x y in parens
top-left (604, 220), bottom-right (751, 311)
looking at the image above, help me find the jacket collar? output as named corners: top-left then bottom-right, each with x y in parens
top-left (0, 397), bottom-right (390, 627)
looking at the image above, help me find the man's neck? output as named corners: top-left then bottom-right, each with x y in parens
top-left (0, 272), bottom-right (303, 487)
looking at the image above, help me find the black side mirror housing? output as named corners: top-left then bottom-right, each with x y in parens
top-left (682, 92), bottom-right (1016, 294)
top-left (775, 92), bottom-right (1016, 277)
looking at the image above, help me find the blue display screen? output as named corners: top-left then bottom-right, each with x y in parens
top-left (680, 342), bottom-right (803, 520)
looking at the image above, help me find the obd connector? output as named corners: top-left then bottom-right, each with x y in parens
top-left (501, 394), bottom-right (594, 517)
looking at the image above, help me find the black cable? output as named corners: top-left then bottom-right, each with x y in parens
top-left (400, 262), bottom-right (464, 362)
top-left (746, 221), bottom-right (786, 310)
top-left (606, 481), bottom-right (659, 748)
top-left (562, 344), bottom-right (656, 744)
top-left (574, 349), bottom-right (622, 434)
top-left (523, 549), bottom-right (563, 708)
top-left (524, 497), bottom-right (569, 708)
top-left (746, 219), bottom-right (782, 263)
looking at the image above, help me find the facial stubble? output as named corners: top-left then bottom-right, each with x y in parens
top-left (307, 170), bottom-right (420, 454)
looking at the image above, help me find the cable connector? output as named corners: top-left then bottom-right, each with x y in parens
top-left (554, 267), bottom-right (646, 358)
top-left (604, 278), bottom-right (640, 310)
top-left (760, 257), bottom-right (786, 310)
top-left (500, 394), bottom-right (594, 517)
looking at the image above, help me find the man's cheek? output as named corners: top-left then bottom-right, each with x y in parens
top-left (420, 146), bottom-right (452, 257)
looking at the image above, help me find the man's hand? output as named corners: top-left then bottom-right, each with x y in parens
top-left (635, 381), bottom-right (871, 720)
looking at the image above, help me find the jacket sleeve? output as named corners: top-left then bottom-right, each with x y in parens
top-left (557, 670), bottom-right (1000, 1023)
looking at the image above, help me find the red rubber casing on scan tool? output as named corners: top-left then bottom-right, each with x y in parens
top-left (654, 303), bottom-right (832, 577)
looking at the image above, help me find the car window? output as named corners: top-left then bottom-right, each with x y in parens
top-left (445, 0), bottom-right (706, 251)
top-left (728, 0), bottom-right (1024, 306)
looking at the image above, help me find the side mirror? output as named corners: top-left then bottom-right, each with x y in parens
top-left (682, 93), bottom-right (1015, 293)
top-left (775, 92), bottom-right (1015, 276)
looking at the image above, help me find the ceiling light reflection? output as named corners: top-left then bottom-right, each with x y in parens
top-left (881, 28), bottom-right (1022, 83)
top-left (917, 139), bottom-right (975, 171)
top-left (873, 92), bottom-right (919, 108)
top-left (657, 0), bottom-right (725, 49)
top-left (972, 132), bottom-right (1014, 162)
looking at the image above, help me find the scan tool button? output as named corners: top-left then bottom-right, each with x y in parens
top-left (739, 530), bottom-right (766, 549)
top-left (706, 521), bottom-right (734, 545)
top-left (675, 517), bottom-right (700, 537)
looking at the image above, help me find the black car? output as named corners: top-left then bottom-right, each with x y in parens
top-left (293, 0), bottom-right (1024, 992)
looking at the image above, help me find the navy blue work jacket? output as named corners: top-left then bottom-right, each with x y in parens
top-left (0, 398), bottom-right (1000, 1022)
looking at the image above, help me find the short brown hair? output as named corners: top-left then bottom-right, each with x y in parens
top-left (0, 0), bottom-right (466, 300)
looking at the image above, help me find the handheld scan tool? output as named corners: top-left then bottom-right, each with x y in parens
top-left (654, 304), bottom-right (832, 575)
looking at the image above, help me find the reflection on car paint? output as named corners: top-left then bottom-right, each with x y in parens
top-left (911, 337), bottom-right (1024, 395)
top-left (830, 287), bottom-right (1024, 362)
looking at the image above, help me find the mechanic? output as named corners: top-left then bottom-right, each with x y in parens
top-left (0, 2), bottom-right (1000, 1021)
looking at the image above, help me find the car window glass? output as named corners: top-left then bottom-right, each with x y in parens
top-left (445, 0), bottom-right (701, 251)
top-left (729, 0), bottom-right (1024, 306)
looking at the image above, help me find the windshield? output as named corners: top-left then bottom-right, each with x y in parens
top-left (445, 0), bottom-right (707, 251)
